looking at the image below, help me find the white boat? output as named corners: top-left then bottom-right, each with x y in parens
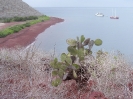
top-left (110, 9), bottom-right (119, 19)
top-left (95, 13), bottom-right (104, 17)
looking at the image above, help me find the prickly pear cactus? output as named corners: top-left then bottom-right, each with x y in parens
top-left (50, 35), bottom-right (103, 88)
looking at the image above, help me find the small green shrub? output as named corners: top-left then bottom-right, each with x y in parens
top-left (23, 22), bottom-right (31, 27)
top-left (0, 31), bottom-right (6, 37)
top-left (19, 24), bottom-right (26, 29)
top-left (13, 17), bottom-right (24, 21)
top-left (1, 16), bottom-right (39, 23)
top-left (13, 16), bottom-right (38, 21)
top-left (0, 28), bottom-right (14, 37)
top-left (41, 20), bottom-right (44, 22)
top-left (29, 20), bottom-right (38, 25)
top-left (27, 16), bottom-right (38, 20)
top-left (9, 25), bottom-right (22, 33)
top-left (3, 18), bottom-right (12, 23)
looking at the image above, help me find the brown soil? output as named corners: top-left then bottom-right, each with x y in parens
top-left (0, 17), bottom-right (64, 48)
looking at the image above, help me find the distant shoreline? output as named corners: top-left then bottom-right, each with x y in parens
top-left (0, 17), bottom-right (64, 48)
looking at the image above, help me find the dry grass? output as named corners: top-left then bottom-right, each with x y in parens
top-left (86, 51), bottom-right (133, 99)
top-left (0, 46), bottom-right (133, 99)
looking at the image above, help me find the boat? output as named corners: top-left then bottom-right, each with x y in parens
top-left (95, 13), bottom-right (104, 17)
top-left (110, 9), bottom-right (119, 19)
top-left (110, 16), bottom-right (119, 19)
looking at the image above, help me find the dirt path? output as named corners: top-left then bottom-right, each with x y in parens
top-left (0, 17), bottom-right (64, 48)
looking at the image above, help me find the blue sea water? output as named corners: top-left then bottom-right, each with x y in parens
top-left (34, 7), bottom-right (133, 56)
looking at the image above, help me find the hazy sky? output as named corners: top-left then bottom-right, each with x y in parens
top-left (22, 0), bottom-right (133, 7)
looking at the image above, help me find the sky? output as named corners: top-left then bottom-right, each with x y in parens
top-left (22, 0), bottom-right (133, 7)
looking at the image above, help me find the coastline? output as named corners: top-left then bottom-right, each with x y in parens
top-left (0, 17), bottom-right (64, 48)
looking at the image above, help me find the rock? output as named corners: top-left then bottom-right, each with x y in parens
top-left (0, 0), bottom-right (42, 18)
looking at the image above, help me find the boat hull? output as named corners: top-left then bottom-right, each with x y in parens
top-left (95, 13), bottom-right (104, 17)
top-left (110, 16), bottom-right (119, 19)
top-left (95, 15), bottom-right (104, 17)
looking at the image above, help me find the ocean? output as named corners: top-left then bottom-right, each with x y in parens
top-left (34, 7), bottom-right (133, 56)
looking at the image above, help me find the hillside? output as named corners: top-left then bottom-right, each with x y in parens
top-left (0, 0), bottom-right (42, 18)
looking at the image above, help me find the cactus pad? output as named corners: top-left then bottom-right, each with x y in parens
top-left (66, 39), bottom-right (77, 46)
top-left (73, 70), bottom-right (78, 78)
top-left (88, 40), bottom-right (94, 50)
top-left (58, 69), bottom-right (64, 78)
top-left (83, 38), bottom-right (90, 46)
top-left (94, 39), bottom-right (102, 46)
top-left (52, 70), bottom-right (58, 76)
top-left (80, 35), bottom-right (85, 43)
top-left (67, 46), bottom-right (77, 55)
top-left (61, 53), bottom-right (72, 65)
top-left (50, 58), bottom-right (59, 69)
top-left (51, 78), bottom-right (62, 87)
top-left (73, 64), bottom-right (80, 69)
